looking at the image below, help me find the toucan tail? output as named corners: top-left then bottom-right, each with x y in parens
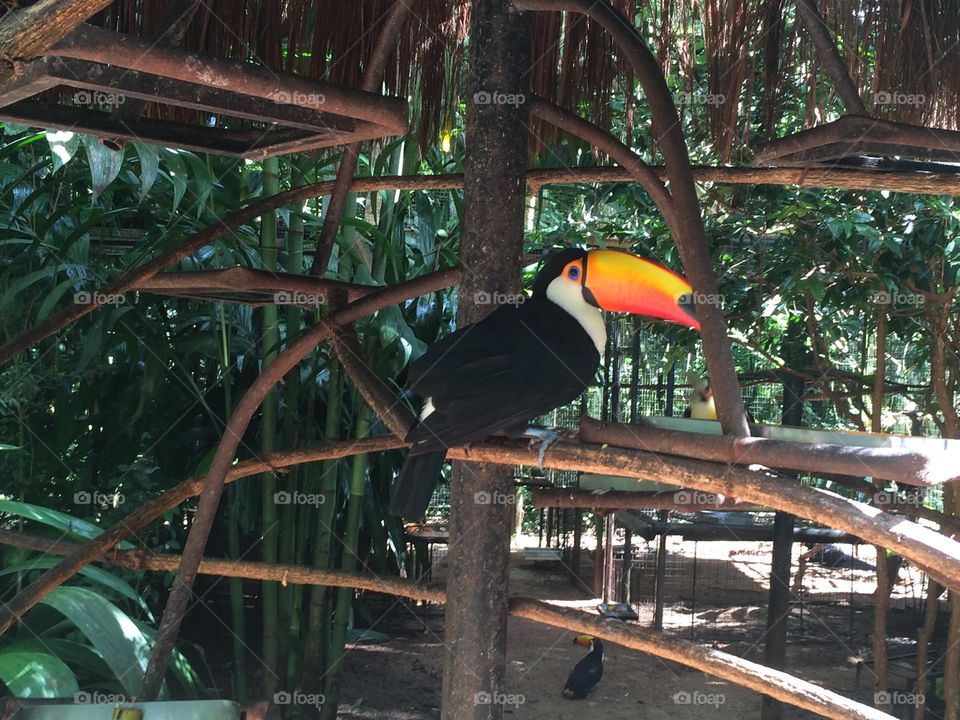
top-left (390, 450), bottom-right (447, 518)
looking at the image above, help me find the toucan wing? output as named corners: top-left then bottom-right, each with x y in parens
top-left (405, 301), bottom-right (599, 453)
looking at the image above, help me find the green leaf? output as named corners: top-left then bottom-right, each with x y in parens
top-left (134, 142), bottom-right (160, 201)
top-left (82, 135), bottom-right (124, 201)
top-left (39, 586), bottom-right (152, 697)
top-left (0, 500), bottom-right (134, 549)
top-left (45, 130), bottom-right (80, 172)
top-left (0, 650), bottom-right (79, 697)
top-left (0, 559), bottom-right (152, 620)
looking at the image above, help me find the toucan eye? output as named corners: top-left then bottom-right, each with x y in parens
top-left (567, 265), bottom-right (580, 280)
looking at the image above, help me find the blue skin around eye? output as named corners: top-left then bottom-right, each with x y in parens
top-left (568, 267), bottom-right (579, 279)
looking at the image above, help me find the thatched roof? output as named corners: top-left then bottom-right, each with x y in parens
top-left (4, 0), bottom-right (958, 158)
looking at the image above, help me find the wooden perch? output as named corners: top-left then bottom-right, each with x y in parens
top-left (133, 268), bottom-right (376, 304)
top-left (439, 438), bottom-right (960, 593)
top-left (0, 529), bottom-right (892, 720)
top-left (579, 417), bottom-right (960, 487)
top-left (756, 116), bottom-right (960, 165)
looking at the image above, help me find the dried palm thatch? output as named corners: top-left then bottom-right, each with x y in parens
top-left (2, 0), bottom-right (957, 159)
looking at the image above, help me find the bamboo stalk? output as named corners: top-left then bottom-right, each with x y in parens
top-left (219, 302), bottom-right (247, 701)
top-left (322, 405), bottom-right (371, 720)
top-left (301, 356), bottom-right (344, 688)
top-left (258, 156), bottom-right (282, 699)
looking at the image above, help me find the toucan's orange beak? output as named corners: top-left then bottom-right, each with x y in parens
top-left (573, 634), bottom-right (594, 647)
top-left (580, 249), bottom-right (700, 331)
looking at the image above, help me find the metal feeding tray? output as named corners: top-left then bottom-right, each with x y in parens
top-left (0, 25), bottom-right (407, 158)
top-left (597, 602), bottom-right (639, 621)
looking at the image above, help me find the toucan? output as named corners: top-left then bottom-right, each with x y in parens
top-left (683, 372), bottom-right (717, 420)
top-left (390, 248), bottom-right (700, 518)
top-left (682, 371), bottom-right (754, 422)
top-left (562, 635), bottom-right (604, 699)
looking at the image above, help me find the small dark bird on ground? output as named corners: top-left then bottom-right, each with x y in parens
top-left (390, 248), bottom-right (700, 518)
top-left (563, 635), bottom-right (604, 699)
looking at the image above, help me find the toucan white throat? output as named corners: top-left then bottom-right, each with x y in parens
top-left (545, 275), bottom-right (607, 353)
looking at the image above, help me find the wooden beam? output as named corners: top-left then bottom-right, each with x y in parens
top-left (0, 0), bottom-right (112, 83)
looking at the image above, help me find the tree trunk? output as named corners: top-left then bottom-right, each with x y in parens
top-left (441, 2), bottom-right (531, 717)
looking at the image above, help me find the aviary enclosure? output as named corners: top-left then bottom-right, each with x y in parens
top-left (1, 1), bottom-right (959, 719)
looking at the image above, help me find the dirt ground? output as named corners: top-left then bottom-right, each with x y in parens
top-left (333, 543), bottom-right (931, 719)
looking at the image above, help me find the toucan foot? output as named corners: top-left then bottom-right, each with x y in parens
top-left (523, 427), bottom-right (560, 468)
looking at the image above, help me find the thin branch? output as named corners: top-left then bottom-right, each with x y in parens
top-left (310, 0), bottom-right (421, 275)
top-left (793, 0), bottom-right (868, 115)
top-left (331, 327), bottom-right (415, 438)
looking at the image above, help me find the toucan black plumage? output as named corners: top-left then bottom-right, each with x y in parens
top-left (390, 248), bottom-right (700, 518)
top-left (562, 635), bottom-right (604, 699)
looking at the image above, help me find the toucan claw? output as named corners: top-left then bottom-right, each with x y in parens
top-left (524, 427), bottom-right (561, 468)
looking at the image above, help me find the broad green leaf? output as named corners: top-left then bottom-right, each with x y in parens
top-left (0, 650), bottom-right (78, 697)
top-left (0, 559), bottom-right (152, 619)
top-left (3, 639), bottom-right (113, 681)
top-left (40, 586), bottom-right (152, 697)
top-left (0, 500), bottom-right (134, 549)
top-left (82, 135), bottom-right (124, 200)
top-left (134, 142), bottom-right (159, 201)
top-left (46, 130), bottom-right (80, 171)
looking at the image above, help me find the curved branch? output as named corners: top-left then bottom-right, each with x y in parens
top-left (0, 530), bottom-right (892, 720)
top-left (310, 0), bottom-right (421, 275)
top-left (527, 97), bottom-right (675, 228)
top-left (515, 0), bottom-right (748, 435)
top-left (138, 265), bottom-right (457, 697)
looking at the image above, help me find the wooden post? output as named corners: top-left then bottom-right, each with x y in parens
top-left (621, 528), bottom-right (633, 604)
top-left (440, 1), bottom-right (531, 718)
top-left (603, 513), bottom-right (616, 603)
top-left (654, 510), bottom-right (668, 630)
